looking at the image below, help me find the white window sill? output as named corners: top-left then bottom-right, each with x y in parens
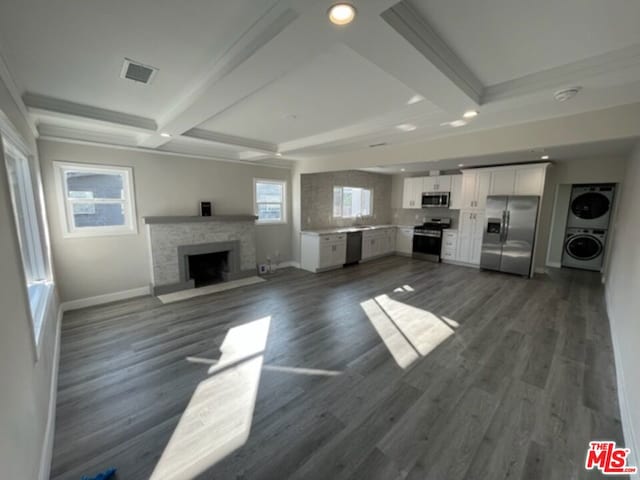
top-left (255, 220), bottom-right (287, 225)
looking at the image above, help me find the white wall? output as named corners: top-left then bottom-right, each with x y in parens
top-left (0, 75), bottom-right (60, 479)
top-left (605, 142), bottom-right (640, 475)
top-left (38, 140), bottom-right (293, 302)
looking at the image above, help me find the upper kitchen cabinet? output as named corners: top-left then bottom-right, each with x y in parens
top-left (461, 170), bottom-right (492, 210)
top-left (489, 169), bottom-right (516, 196)
top-left (449, 174), bottom-right (463, 209)
top-left (422, 175), bottom-right (452, 192)
top-left (463, 163), bottom-right (549, 209)
top-left (402, 177), bottom-right (423, 209)
top-left (488, 164), bottom-right (548, 196)
top-left (515, 166), bottom-right (547, 195)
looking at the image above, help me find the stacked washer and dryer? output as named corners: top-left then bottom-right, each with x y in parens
top-left (562, 184), bottom-right (615, 271)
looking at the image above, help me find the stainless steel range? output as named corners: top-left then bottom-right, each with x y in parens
top-left (412, 217), bottom-right (451, 262)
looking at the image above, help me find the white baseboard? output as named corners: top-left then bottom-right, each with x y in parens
top-left (38, 305), bottom-right (62, 480)
top-left (277, 261), bottom-right (300, 269)
top-left (61, 286), bottom-right (151, 312)
top-left (546, 261), bottom-right (562, 269)
top-left (605, 287), bottom-right (639, 479)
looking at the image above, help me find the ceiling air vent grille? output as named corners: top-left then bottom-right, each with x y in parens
top-left (120, 58), bottom-right (158, 85)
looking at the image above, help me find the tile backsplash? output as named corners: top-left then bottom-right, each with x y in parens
top-left (392, 207), bottom-right (460, 229)
top-left (301, 170), bottom-right (392, 230)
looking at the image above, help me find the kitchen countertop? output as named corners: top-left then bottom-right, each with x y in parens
top-left (301, 224), bottom-right (409, 236)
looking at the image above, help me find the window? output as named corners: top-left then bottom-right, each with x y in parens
top-left (254, 179), bottom-right (286, 224)
top-left (54, 162), bottom-right (137, 237)
top-left (333, 186), bottom-right (373, 218)
top-left (2, 123), bottom-right (52, 349)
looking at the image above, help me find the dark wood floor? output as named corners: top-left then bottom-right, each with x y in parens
top-left (51, 257), bottom-right (625, 480)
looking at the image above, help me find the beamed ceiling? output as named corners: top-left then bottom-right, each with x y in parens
top-left (1, 0), bottom-right (640, 168)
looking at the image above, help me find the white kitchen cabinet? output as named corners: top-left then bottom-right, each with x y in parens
top-left (441, 229), bottom-right (458, 261)
top-left (515, 166), bottom-right (546, 195)
top-left (422, 175), bottom-right (452, 193)
top-left (456, 210), bottom-right (485, 265)
top-left (489, 169), bottom-right (516, 196)
top-left (402, 177), bottom-right (423, 209)
top-left (362, 228), bottom-right (396, 260)
top-left (396, 227), bottom-right (413, 255)
top-left (461, 171), bottom-right (491, 210)
top-left (449, 174), bottom-right (463, 209)
top-left (301, 233), bottom-right (346, 272)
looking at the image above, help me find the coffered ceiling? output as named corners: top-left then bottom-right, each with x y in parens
top-left (1, 0), bottom-right (639, 167)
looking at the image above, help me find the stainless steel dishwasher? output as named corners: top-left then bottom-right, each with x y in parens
top-left (345, 231), bottom-right (362, 265)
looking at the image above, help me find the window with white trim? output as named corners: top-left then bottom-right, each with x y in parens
top-left (2, 127), bottom-right (52, 347)
top-left (254, 179), bottom-right (286, 224)
top-left (333, 186), bottom-right (373, 218)
top-left (54, 162), bottom-right (137, 237)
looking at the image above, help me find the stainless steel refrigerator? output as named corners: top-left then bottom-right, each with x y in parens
top-left (480, 195), bottom-right (539, 276)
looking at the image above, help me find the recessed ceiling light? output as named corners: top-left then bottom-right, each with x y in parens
top-left (400, 168), bottom-right (406, 172)
top-left (407, 94), bottom-right (425, 105)
top-left (275, 153), bottom-right (283, 157)
top-left (463, 110), bottom-right (478, 119)
top-left (458, 163), bottom-right (465, 167)
top-left (449, 120), bottom-right (467, 128)
top-left (160, 132), bottom-right (171, 138)
top-left (328, 3), bottom-right (356, 25)
top-left (554, 87), bottom-right (582, 102)
top-left (396, 123), bottom-right (417, 132)
top-left (541, 155), bottom-right (550, 160)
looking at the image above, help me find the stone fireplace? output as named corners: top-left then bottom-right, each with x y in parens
top-left (144, 215), bottom-right (257, 295)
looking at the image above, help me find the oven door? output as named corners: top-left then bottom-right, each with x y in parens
top-left (412, 231), bottom-right (442, 261)
top-left (421, 192), bottom-right (450, 208)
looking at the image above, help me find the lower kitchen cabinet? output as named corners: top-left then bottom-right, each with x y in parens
top-left (362, 228), bottom-right (396, 260)
top-left (441, 229), bottom-right (458, 261)
top-left (301, 233), bottom-right (346, 272)
top-left (396, 227), bottom-right (413, 255)
top-left (456, 210), bottom-right (485, 265)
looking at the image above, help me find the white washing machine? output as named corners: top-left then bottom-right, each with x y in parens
top-left (562, 228), bottom-right (607, 271)
top-left (567, 184), bottom-right (615, 229)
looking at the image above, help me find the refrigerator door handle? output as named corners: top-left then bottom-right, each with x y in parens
top-left (504, 210), bottom-right (511, 242)
top-left (500, 210), bottom-right (507, 243)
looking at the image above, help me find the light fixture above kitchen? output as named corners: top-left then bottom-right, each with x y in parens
top-left (407, 94), bottom-right (424, 105)
top-left (449, 120), bottom-right (467, 128)
top-left (396, 123), bottom-right (417, 132)
top-left (463, 110), bottom-right (478, 119)
top-left (160, 132), bottom-right (171, 138)
top-left (541, 155), bottom-right (550, 160)
top-left (328, 3), bottom-right (356, 25)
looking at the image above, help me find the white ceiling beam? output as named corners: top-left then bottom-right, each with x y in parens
top-left (342, 2), bottom-right (482, 114)
top-left (182, 128), bottom-right (277, 154)
top-left (140, 0), bottom-right (317, 149)
top-left (24, 93), bottom-right (157, 131)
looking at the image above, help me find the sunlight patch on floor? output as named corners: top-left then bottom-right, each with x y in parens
top-left (361, 294), bottom-right (455, 369)
top-left (262, 365), bottom-right (342, 376)
top-left (150, 316), bottom-right (271, 480)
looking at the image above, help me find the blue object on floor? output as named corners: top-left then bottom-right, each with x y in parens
top-left (80, 467), bottom-right (116, 480)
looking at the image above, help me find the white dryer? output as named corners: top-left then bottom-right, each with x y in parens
top-left (567, 184), bottom-right (615, 229)
top-left (562, 228), bottom-right (607, 272)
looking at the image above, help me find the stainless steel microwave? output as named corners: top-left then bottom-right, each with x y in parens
top-left (421, 192), bottom-right (450, 208)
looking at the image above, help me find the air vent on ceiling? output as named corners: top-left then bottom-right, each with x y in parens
top-left (120, 58), bottom-right (158, 85)
top-left (369, 142), bottom-right (388, 148)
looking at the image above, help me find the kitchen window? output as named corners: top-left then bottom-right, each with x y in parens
top-left (333, 186), bottom-right (372, 218)
top-left (254, 178), bottom-right (286, 224)
top-left (54, 162), bottom-right (137, 237)
top-left (2, 119), bottom-right (53, 350)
